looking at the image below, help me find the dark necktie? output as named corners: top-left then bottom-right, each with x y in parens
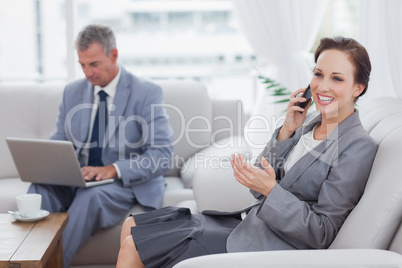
top-left (88, 90), bottom-right (108, 166)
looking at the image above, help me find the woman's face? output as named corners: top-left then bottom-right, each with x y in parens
top-left (310, 49), bottom-right (364, 120)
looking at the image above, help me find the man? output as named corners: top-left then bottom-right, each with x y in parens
top-left (28, 24), bottom-right (174, 268)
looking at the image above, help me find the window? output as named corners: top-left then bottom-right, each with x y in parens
top-left (132, 13), bottom-right (161, 32)
top-left (0, 0), bottom-right (361, 112)
top-left (317, 0), bottom-right (360, 48)
top-left (0, 0), bottom-right (67, 82)
top-left (168, 12), bottom-right (193, 30)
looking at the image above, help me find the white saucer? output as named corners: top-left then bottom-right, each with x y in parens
top-left (13, 210), bottom-right (50, 222)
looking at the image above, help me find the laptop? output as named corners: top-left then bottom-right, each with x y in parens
top-left (6, 137), bottom-right (115, 187)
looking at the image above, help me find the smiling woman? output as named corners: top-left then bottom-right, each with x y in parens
top-left (115, 36), bottom-right (377, 268)
top-left (310, 37), bottom-right (371, 140)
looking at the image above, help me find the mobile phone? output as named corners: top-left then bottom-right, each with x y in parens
top-left (297, 85), bottom-right (312, 111)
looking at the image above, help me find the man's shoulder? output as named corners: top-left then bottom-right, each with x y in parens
top-left (122, 68), bottom-right (161, 93)
top-left (65, 77), bottom-right (90, 92)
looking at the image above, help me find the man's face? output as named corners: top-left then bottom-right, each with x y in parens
top-left (78, 42), bottom-right (118, 87)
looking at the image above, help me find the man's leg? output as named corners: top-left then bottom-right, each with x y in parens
top-left (62, 180), bottom-right (136, 268)
top-left (28, 183), bottom-right (76, 212)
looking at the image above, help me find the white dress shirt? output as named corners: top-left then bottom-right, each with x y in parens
top-left (284, 126), bottom-right (323, 174)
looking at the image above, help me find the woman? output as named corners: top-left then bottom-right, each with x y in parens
top-left (116, 37), bottom-right (377, 268)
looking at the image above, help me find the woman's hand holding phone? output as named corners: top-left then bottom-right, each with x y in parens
top-left (297, 85), bottom-right (312, 110)
top-left (277, 86), bottom-right (312, 142)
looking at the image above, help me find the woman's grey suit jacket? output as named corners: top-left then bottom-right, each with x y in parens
top-left (225, 110), bottom-right (377, 251)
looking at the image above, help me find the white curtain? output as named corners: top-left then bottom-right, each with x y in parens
top-left (359, 0), bottom-right (402, 100)
top-left (385, 1), bottom-right (402, 99)
top-left (232, 0), bottom-right (328, 91)
top-left (232, 0), bottom-right (328, 156)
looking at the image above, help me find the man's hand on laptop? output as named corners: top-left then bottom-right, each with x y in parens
top-left (82, 165), bottom-right (117, 181)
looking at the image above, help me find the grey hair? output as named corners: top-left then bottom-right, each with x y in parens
top-left (75, 24), bottom-right (116, 56)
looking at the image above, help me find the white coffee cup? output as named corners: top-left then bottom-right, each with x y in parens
top-left (16, 193), bottom-right (42, 218)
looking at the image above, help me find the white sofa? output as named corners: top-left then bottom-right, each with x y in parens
top-left (3, 80), bottom-right (402, 267)
top-left (174, 96), bottom-right (402, 267)
top-left (0, 80), bottom-right (250, 268)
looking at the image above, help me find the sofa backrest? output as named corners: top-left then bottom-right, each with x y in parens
top-left (0, 81), bottom-right (244, 179)
top-left (0, 83), bottom-right (62, 179)
top-left (330, 97), bottom-right (402, 250)
top-left (358, 96), bottom-right (402, 133)
top-left (158, 81), bottom-right (213, 176)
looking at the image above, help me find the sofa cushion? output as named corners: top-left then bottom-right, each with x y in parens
top-left (180, 135), bottom-right (247, 188)
top-left (190, 136), bottom-right (256, 213)
top-left (162, 176), bottom-right (194, 207)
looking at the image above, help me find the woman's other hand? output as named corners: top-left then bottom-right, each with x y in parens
top-left (230, 154), bottom-right (276, 196)
top-left (277, 87), bottom-right (312, 142)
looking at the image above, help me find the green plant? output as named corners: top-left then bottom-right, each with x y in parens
top-left (258, 75), bottom-right (314, 108)
top-left (258, 75), bottom-right (292, 104)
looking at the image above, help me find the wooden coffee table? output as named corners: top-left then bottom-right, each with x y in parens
top-left (0, 213), bottom-right (68, 268)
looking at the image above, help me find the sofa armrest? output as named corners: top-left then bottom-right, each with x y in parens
top-left (173, 249), bottom-right (402, 268)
